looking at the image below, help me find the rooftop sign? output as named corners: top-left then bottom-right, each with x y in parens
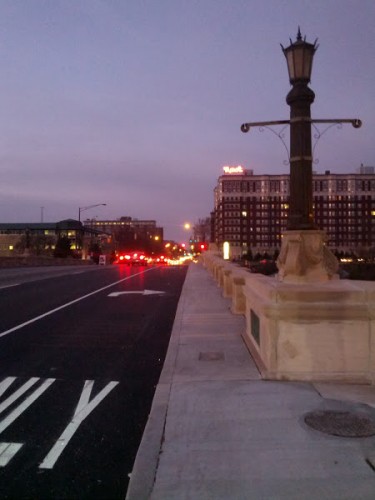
top-left (223, 165), bottom-right (244, 175)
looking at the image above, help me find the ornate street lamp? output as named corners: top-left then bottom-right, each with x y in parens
top-left (282, 28), bottom-right (317, 85)
top-left (280, 28), bottom-right (318, 230)
top-left (240, 29), bottom-right (362, 282)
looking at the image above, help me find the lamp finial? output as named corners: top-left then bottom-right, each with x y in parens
top-left (297, 27), bottom-right (302, 41)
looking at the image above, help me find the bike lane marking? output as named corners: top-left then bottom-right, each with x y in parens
top-left (0, 377), bottom-right (119, 468)
top-left (0, 377), bottom-right (56, 466)
top-left (0, 377), bottom-right (40, 412)
top-left (39, 380), bottom-right (119, 469)
top-left (0, 442), bottom-right (23, 466)
top-left (0, 267), bottom-right (156, 339)
top-left (0, 378), bottom-right (56, 434)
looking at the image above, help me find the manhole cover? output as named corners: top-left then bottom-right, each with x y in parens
top-left (304, 410), bottom-right (375, 438)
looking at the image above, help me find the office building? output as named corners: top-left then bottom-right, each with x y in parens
top-left (86, 216), bottom-right (164, 253)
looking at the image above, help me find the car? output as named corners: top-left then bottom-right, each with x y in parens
top-left (153, 254), bottom-right (168, 265)
top-left (115, 251), bottom-right (148, 265)
top-left (249, 259), bottom-right (278, 276)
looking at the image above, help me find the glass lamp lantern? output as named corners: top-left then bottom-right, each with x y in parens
top-left (281, 28), bottom-right (318, 84)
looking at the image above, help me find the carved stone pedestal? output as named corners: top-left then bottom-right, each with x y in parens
top-left (277, 230), bottom-right (339, 283)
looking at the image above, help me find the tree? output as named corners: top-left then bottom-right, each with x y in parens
top-left (53, 236), bottom-right (72, 258)
top-left (193, 217), bottom-right (211, 242)
top-left (88, 242), bottom-right (101, 264)
top-left (242, 249), bottom-right (253, 261)
top-left (15, 233), bottom-right (55, 256)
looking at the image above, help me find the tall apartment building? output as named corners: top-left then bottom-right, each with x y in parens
top-left (212, 165), bottom-right (375, 257)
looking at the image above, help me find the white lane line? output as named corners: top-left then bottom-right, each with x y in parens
top-left (0, 442), bottom-right (23, 466)
top-left (0, 267), bottom-right (155, 339)
top-left (0, 378), bottom-right (55, 434)
top-left (108, 289), bottom-right (165, 297)
top-left (39, 380), bottom-right (119, 469)
top-left (0, 284), bottom-right (19, 290)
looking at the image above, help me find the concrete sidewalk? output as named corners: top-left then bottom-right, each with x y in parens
top-left (126, 262), bottom-right (375, 500)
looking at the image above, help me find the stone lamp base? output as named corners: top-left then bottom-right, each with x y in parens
top-left (277, 230), bottom-right (339, 283)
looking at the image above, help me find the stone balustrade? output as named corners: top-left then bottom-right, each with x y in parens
top-left (201, 251), bottom-right (375, 384)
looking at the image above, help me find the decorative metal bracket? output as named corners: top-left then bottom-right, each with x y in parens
top-left (240, 118), bottom-right (362, 165)
top-left (240, 120), bottom-right (291, 165)
top-left (310, 119), bottom-right (362, 164)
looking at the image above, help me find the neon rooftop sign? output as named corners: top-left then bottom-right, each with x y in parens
top-left (223, 165), bottom-right (244, 175)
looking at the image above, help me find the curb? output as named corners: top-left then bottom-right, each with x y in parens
top-left (125, 264), bottom-right (189, 499)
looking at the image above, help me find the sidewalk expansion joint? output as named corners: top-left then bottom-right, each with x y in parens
top-left (198, 351), bottom-right (225, 361)
top-left (365, 457), bottom-right (375, 473)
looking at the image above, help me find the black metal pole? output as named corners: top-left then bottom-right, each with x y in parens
top-left (286, 82), bottom-right (316, 230)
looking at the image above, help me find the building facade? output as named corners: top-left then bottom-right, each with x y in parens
top-left (0, 216), bottom-right (164, 259)
top-left (86, 216), bottom-right (164, 254)
top-left (0, 219), bottom-right (109, 259)
top-left (212, 165), bottom-right (375, 258)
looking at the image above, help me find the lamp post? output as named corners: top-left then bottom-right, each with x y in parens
top-left (241, 28), bottom-right (362, 282)
top-left (281, 28), bottom-right (317, 230)
top-left (78, 203), bottom-right (106, 222)
top-left (77, 203), bottom-right (106, 259)
top-left (276, 30), bottom-right (337, 281)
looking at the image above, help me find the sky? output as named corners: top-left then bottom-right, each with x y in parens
top-left (0, 0), bottom-right (374, 243)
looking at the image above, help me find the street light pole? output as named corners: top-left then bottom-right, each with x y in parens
top-left (241, 28), bottom-right (362, 282)
top-left (78, 203), bottom-right (106, 222)
top-left (77, 204), bottom-right (106, 259)
top-left (278, 29), bottom-right (338, 281)
top-left (281, 28), bottom-right (317, 230)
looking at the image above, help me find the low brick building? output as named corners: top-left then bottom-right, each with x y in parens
top-left (0, 219), bottom-right (110, 259)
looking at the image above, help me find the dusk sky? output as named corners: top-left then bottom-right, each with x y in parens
top-left (1, 0), bottom-right (374, 243)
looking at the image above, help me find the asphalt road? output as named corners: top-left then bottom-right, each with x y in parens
top-left (0, 263), bottom-right (188, 499)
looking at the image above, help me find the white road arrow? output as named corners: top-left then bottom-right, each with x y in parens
top-left (108, 290), bottom-right (165, 297)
